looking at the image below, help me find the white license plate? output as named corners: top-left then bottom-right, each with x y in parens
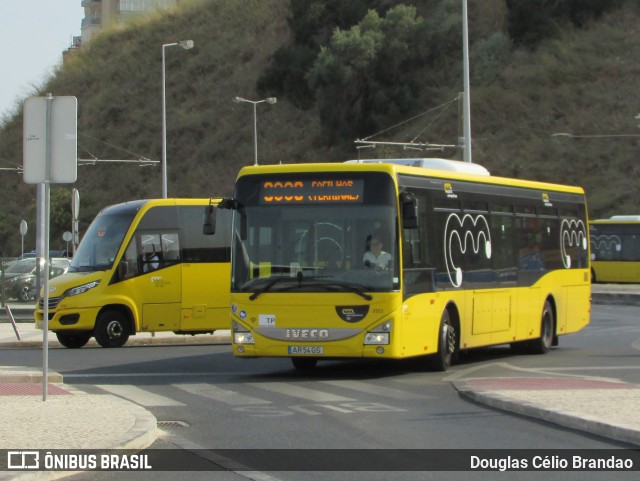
top-left (288, 346), bottom-right (324, 355)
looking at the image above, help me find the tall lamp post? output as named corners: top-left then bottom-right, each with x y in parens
top-left (162, 39), bottom-right (194, 198)
top-left (233, 96), bottom-right (277, 165)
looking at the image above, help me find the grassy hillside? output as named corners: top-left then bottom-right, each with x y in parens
top-left (0, 0), bottom-right (638, 255)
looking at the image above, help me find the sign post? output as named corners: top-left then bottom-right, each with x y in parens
top-left (23, 94), bottom-right (77, 401)
top-left (72, 188), bottom-right (80, 255)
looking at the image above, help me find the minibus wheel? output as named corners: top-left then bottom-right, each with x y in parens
top-left (56, 332), bottom-right (91, 349)
top-left (95, 310), bottom-right (130, 348)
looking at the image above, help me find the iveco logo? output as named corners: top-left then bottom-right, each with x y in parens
top-left (285, 329), bottom-right (329, 339)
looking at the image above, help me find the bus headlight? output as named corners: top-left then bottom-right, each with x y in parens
top-left (233, 321), bottom-right (254, 345)
top-left (364, 321), bottom-right (392, 345)
top-left (65, 280), bottom-right (100, 297)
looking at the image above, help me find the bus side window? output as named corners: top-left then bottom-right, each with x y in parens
top-left (142, 244), bottom-right (160, 272)
top-left (141, 234), bottom-right (162, 273)
top-left (162, 233), bottom-right (180, 262)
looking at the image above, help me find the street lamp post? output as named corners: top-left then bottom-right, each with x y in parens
top-left (162, 39), bottom-right (194, 198)
top-left (233, 96), bottom-right (277, 165)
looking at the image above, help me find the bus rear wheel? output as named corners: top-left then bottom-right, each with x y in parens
top-left (529, 300), bottom-right (554, 354)
top-left (95, 310), bottom-right (130, 348)
top-left (428, 309), bottom-right (456, 371)
top-left (56, 332), bottom-right (91, 349)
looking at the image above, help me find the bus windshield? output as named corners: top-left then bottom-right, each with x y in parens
top-left (70, 211), bottom-right (137, 272)
top-left (231, 172), bottom-right (400, 295)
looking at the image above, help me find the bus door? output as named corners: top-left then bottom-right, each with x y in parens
top-left (123, 231), bottom-right (182, 332)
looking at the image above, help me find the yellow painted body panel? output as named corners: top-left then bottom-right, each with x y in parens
top-left (232, 269), bottom-right (590, 360)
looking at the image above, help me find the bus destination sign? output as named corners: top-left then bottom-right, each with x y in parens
top-left (260, 179), bottom-right (364, 204)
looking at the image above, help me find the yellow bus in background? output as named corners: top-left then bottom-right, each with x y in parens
top-left (590, 216), bottom-right (640, 283)
top-left (36, 198), bottom-right (231, 348)
top-left (217, 159), bottom-right (590, 370)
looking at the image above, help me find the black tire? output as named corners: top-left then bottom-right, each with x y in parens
top-left (291, 357), bottom-right (318, 370)
top-left (18, 283), bottom-right (32, 303)
top-left (529, 300), bottom-right (554, 354)
top-left (428, 309), bottom-right (456, 371)
top-left (94, 310), bottom-right (130, 348)
top-left (56, 332), bottom-right (91, 349)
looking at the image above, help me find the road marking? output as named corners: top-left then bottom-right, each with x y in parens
top-left (249, 382), bottom-right (355, 402)
top-left (64, 372), bottom-right (241, 378)
top-left (95, 384), bottom-right (185, 407)
top-left (320, 380), bottom-right (433, 400)
top-left (174, 383), bottom-right (271, 405)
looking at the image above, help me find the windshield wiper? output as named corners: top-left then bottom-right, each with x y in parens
top-left (246, 272), bottom-right (374, 301)
top-left (248, 276), bottom-right (299, 300)
top-left (302, 278), bottom-right (373, 301)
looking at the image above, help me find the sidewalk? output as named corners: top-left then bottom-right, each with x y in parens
top-left (0, 285), bottom-right (639, 480)
top-left (0, 328), bottom-right (231, 480)
top-left (454, 377), bottom-right (640, 447)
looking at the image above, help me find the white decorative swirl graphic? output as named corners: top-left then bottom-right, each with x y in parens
top-left (590, 234), bottom-right (622, 252)
top-left (560, 218), bottom-right (587, 268)
top-left (444, 213), bottom-right (492, 287)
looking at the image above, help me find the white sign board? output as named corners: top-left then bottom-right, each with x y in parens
top-left (23, 96), bottom-right (78, 184)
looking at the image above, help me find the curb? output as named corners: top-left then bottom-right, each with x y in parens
top-left (591, 293), bottom-right (640, 306)
top-left (454, 379), bottom-right (640, 447)
top-left (0, 367), bottom-right (63, 383)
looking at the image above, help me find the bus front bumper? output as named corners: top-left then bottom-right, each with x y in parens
top-left (35, 306), bottom-right (101, 332)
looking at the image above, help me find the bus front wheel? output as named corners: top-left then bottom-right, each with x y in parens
top-left (56, 332), bottom-right (91, 349)
top-left (428, 309), bottom-right (456, 371)
top-left (529, 300), bottom-right (554, 354)
top-left (95, 310), bottom-right (130, 348)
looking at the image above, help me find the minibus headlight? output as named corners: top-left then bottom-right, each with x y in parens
top-left (65, 280), bottom-right (100, 297)
top-left (233, 321), bottom-right (254, 345)
top-left (364, 321), bottom-right (392, 345)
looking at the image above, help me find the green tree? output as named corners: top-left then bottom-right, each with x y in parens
top-left (257, 0), bottom-right (372, 108)
top-left (307, 5), bottom-right (429, 143)
top-left (506, 0), bottom-right (628, 47)
top-left (49, 188), bottom-right (73, 251)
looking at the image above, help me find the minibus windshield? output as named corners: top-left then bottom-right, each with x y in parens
top-left (69, 211), bottom-right (136, 272)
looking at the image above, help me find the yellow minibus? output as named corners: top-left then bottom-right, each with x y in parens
top-left (35, 198), bottom-right (231, 348)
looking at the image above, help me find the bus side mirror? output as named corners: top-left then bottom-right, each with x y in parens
top-left (203, 204), bottom-right (217, 235)
top-left (400, 192), bottom-right (418, 229)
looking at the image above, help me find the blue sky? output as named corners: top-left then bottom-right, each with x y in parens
top-left (0, 1), bottom-right (84, 120)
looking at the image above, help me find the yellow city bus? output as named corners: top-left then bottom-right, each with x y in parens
top-left (590, 216), bottom-right (640, 283)
top-left (216, 159), bottom-right (590, 370)
top-left (36, 198), bottom-right (231, 348)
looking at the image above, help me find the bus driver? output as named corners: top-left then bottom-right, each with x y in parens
top-left (363, 237), bottom-right (392, 270)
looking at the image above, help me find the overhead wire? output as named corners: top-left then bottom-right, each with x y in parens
top-left (359, 96), bottom-right (459, 143)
